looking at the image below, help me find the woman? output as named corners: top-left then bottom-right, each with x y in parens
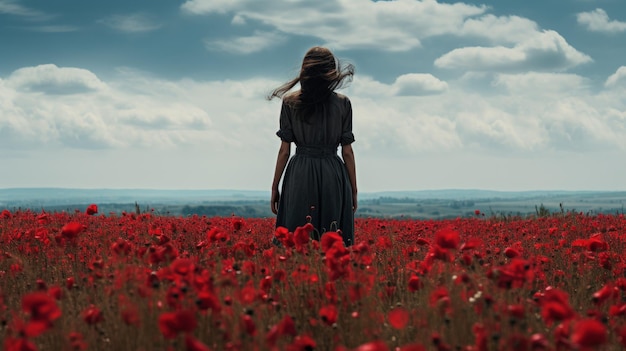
top-left (269, 46), bottom-right (357, 247)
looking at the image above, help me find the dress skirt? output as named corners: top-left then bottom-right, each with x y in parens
top-left (276, 145), bottom-right (354, 246)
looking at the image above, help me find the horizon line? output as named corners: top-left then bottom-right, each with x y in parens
top-left (2, 187), bottom-right (626, 193)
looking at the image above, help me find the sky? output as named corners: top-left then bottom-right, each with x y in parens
top-left (1, 0), bottom-right (626, 192)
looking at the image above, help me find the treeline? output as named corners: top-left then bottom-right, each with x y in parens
top-left (363, 197), bottom-right (475, 208)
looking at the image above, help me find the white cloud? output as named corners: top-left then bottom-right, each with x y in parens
top-left (348, 69), bottom-right (626, 154)
top-left (605, 66), bottom-right (626, 88)
top-left (392, 74), bottom-right (448, 96)
top-left (181, 0), bottom-right (244, 15)
top-left (455, 107), bottom-right (544, 150)
top-left (231, 14), bottom-right (246, 25)
top-left (0, 0), bottom-right (47, 18)
top-left (0, 65), bottom-right (214, 149)
top-left (349, 73), bottom-right (447, 97)
top-left (492, 72), bottom-right (589, 95)
top-left (24, 25), bottom-right (79, 33)
top-left (434, 30), bottom-right (592, 72)
top-left (99, 13), bottom-right (162, 33)
top-left (182, 0), bottom-right (487, 51)
top-left (458, 14), bottom-right (539, 44)
top-left (543, 98), bottom-right (625, 150)
top-left (205, 31), bottom-right (286, 54)
top-left (577, 8), bottom-right (626, 33)
top-left (7, 64), bottom-right (106, 94)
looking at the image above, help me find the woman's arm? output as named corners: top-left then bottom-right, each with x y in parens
top-left (271, 141), bottom-right (291, 214)
top-left (341, 144), bottom-right (358, 212)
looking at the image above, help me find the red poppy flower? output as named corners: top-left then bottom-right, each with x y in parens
top-left (539, 288), bottom-right (576, 325)
top-left (416, 238), bottom-right (429, 246)
top-left (472, 323), bottom-right (487, 351)
top-left (278, 315), bottom-right (297, 336)
top-left (111, 238), bottom-right (133, 256)
top-left (185, 335), bottom-right (211, 351)
top-left (294, 223), bottom-right (313, 250)
top-left (408, 274), bottom-right (423, 292)
top-left (429, 286), bottom-right (450, 308)
top-left (541, 301), bottom-right (575, 325)
top-left (61, 222), bottom-right (86, 239)
top-left (22, 292), bottom-right (61, 323)
top-left (239, 285), bottom-right (259, 305)
top-left (206, 227), bottom-right (229, 242)
top-left (434, 227), bottom-right (459, 249)
top-left (388, 306), bottom-right (409, 329)
top-left (35, 279), bottom-right (47, 291)
top-left (504, 247), bottom-right (520, 258)
top-left (170, 258), bottom-right (194, 276)
top-left (241, 314), bottom-right (256, 336)
top-left (287, 335), bottom-right (316, 351)
top-left (68, 332), bottom-right (87, 351)
top-left (571, 319), bottom-right (607, 348)
top-left (266, 315), bottom-right (297, 347)
top-left (121, 306), bottom-right (140, 326)
top-left (506, 304), bottom-right (525, 319)
top-left (321, 231), bottom-right (343, 252)
top-left (232, 217), bottom-right (244, 231)
top-left (196, 290), bottom-right (221, 313)
top-left (319, 304), bottom-right (338, 325)
top-left (398, 344), bottom-right (425, 351)
top-left (592, 283), bottom-right (617, 305)
top-left (529, 333), bottom-right (549, 350)
top-left (48, 286), bottom-right (62, 300)
top-left (504, 333), bottom-right (529, 351)
top-left (353, 340), bottom-right (389, 351)
top-left (82, 305), bottom-right (103, 325)
top-left (3, 337), bottom-right (37, 351)
top-left (459, 238), bottom-right (481, 251)
top-left (85, 204), bottom-right (98, 215)
top-left (36, 212), bottom-right (49, 224)
top-left (158, 310), bottom-right (197, 339)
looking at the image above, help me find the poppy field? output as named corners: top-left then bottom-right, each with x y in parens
top-left (1, 206), bottom-right (626, 351)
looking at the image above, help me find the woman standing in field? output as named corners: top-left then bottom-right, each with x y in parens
top-left (269, 46), bottom-right (357, 247)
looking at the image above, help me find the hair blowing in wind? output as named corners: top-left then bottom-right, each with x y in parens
top-left (268, 47), bottom-right (354, 116)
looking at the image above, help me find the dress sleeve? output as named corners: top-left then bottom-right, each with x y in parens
top-left (275, 101), bottom-right (294, 143)
top-left (340, 97), bottom-right (355, 145)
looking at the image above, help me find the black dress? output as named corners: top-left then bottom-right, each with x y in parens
top-left (275, 92), bottom-right (355, 246)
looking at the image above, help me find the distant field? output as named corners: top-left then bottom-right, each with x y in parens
top-left (1, 188), bottom-right (625, 219)
top-left (357, 193), bottom-right (626, 219)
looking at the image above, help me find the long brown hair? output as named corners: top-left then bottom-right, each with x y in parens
top-left (268, 46), bottom-right (354, 117)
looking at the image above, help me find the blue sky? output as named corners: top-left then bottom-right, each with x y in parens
top-left (1, 0), bottom-right (626, 192)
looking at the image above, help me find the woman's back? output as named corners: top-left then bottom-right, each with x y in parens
top-left (279, 92), bottom-right (354, 148)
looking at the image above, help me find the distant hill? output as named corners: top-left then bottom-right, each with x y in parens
top-left (2, 187), bottom-right (622, 205)
top-left (358, 189), bottom-right (612, 200)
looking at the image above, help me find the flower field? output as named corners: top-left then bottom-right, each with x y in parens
top-left (1, 206), bottom-right (626, 351)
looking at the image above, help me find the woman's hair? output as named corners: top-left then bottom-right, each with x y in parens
top-left (268, 47), bottom-right (354, 116)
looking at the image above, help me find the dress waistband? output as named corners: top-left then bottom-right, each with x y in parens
top-left (296, 145), bottom-right (337, 157)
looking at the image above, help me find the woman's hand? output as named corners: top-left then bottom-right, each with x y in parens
top-left (271, 189), bottom-right (280, 214)
top-left (271, 141), bottom-right (291, 215)
top-left (352, 192), bottom-right (358, 213)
